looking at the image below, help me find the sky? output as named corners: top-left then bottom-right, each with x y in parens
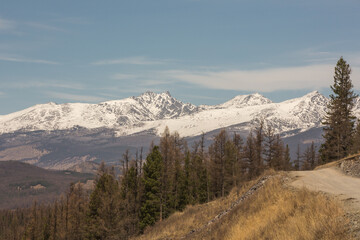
top-left (1, 0), bottom-right (360, 114)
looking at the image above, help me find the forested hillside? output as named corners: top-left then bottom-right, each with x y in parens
top-left (0, 124), bottom-right (299, 239)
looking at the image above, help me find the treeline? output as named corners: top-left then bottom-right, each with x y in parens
top-left (0, 125), bottom-right (316, 240)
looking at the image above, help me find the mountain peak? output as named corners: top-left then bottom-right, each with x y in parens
top-left (282, 91), bottom-right (327, 104)
top-left (301, 91), bottom-right (327, 103)
top-left (136, 91), bottom-right (172, 100)
top-left (219, 93), bottom-right (272, 109)
top-left (132, 91), bottom-right (198, 119)
top-left (304, 90), bottom-right (321, 97)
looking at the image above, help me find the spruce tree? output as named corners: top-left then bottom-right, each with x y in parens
top-left (139, 146), bottom-right (163, 232)
top-left (320, 57), bottom-right (357, 162)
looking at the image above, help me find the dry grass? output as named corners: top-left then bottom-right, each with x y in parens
top-left (219, 177), bottom-right (350, 240)
top-left (315, 153), bottom-right (360, 170)
top-left (132, 179), bottom-right (258, 240)
top-left (133, 174), bottom-right (350, 240)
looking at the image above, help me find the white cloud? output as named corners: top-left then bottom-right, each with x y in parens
top-left (46, 92), bottom-right (106, 102)
top-left (92, 56), bottom-right (167, 65)
top-left (0, 18), bottom-right (15, 31)
top-left (0, 55), bottom-right (58, 65)
top-left (3, 80), bottom-right (83, 90)
top-left (160, 64), bottom-right (360, 92)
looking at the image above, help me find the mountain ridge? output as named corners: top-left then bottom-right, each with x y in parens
top-left (0, 90), bottom-right (357, 139)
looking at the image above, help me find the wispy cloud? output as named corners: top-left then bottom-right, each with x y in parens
top-left (46, 92), bottom-right (106, 102)
top-left (0, 18), bottom-right (16, 31)
top-left (0, 55), bottom-right (59, 65)
top-left (0, 80), bottom-right (83, 90)
top-left (294, 48), bottom-right (343, 64)
top-left (92, 56), bottom-right (168, 65)
top-left (111, 71), bottom-right (176, 86)
top-left (53, 17), bottom-right (89, 25)
top-left (25, 22), bottom-right (67, 32)
top-left (159, 64), bottom-right (360, 92)
top-left (0, 17), bottom-right (66, 34)
top-left (111, 73), bottom-right (139, 80)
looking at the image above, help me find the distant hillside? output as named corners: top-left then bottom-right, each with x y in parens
top-left (0, 161), bottom-right (94, 209)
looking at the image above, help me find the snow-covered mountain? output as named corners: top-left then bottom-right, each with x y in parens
top-left (0, 90), bottom-right (356, 138)
top-left (124, 91), bottom-right (331, 137)
top-left (0, 91), bottom-right (199, 134)
top-left (217, 93), bottom-right (273, 109)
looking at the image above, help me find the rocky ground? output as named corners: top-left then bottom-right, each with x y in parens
top-left (339, 156), bottom-right (360, 178)
top-left (338, 156), bottom-right (360, 238)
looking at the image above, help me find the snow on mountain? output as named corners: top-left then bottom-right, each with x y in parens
top-left (131, 91), bottom-right (198, 118)
top-left (125, 91), bottom-right (330, 137)
top-left (218, 93), bottom-right (273, 109)
top-left (0, 91), bottom-right (199, 134)
top-left (1, 90), bottom-right (358, 139)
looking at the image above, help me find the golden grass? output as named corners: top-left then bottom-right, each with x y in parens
top-left (221, 177), bottom-right (350, 240)
top-left (133, 174), bottom-right (350, 240)
top-left (132, 179), bottom-right (258, 240)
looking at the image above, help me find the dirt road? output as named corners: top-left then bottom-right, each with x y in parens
top-left (290, 167), bottom-right (360, 238)
top-left (290, 168), bottom-right (360, 207)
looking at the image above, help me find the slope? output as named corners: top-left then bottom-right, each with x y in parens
top-left (0, 161), bottom-right (93, 209)
top-left (290, 156), bottom-right (360, 238)
top-left (133, 172), bottom-right (349, 240)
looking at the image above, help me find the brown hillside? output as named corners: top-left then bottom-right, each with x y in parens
top-left (0, 161), bottom-right (93, 209)
top-left (132, 173), bottom-right (350, 240)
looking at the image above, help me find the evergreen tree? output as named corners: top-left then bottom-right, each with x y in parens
top-left (320, 57), bottom-right (357, 162)
top-left (140, 146), bottom-right (163, 232)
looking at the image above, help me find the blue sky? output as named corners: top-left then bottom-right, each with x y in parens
top-left (1, 0), bottom-right (360, 114)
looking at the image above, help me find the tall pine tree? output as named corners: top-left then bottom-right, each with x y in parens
top-left (320, 57), bottom-right (357, 163)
